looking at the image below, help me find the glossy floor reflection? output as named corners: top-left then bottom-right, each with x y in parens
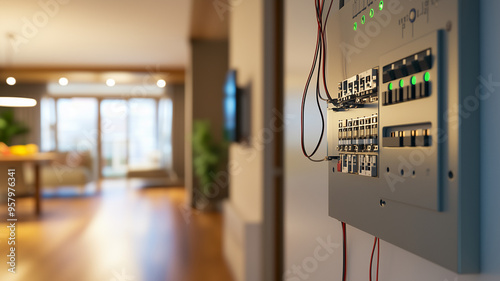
top-left (0, 180), bottom-right (233, 281)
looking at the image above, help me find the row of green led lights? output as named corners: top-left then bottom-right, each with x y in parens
top-left (354, 1), bottom-right (384, 31)
top-left (388, 72), bottom-right (431, 91)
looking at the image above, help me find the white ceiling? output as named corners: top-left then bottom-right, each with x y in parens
top-left (0, 0), bottom-right (192, 69)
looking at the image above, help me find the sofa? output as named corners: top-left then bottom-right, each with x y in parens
top-left (23, 151), bottom-right (95, 190)
top-left (0, 151), bottom-right (95, 202)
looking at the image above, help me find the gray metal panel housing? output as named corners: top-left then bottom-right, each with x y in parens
top-left (327, 0), bottom-right (479, 273)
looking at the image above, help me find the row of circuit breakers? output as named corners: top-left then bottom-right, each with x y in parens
top-left (335, 49), bottom-right (431, 107)
top-left (333, 48), bottom-right (433, 178)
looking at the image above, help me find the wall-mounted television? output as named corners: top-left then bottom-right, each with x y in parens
top-left (223, 70), bottom-right (242, 142)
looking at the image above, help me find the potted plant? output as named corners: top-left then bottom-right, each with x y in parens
top-left (192, 120), bottom-right (227, 211)
top-left (0, 109), bottom-right (30, 146)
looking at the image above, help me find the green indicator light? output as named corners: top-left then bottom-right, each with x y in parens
top-left (370, 8), bottom-right (375, 18)
top-left (379, 1), bottom-right (384, 10)
top-left (411, 76), bottom-right (417, 85)
top-left (388, 82), bottom-right (393, 91)
top-left (353, 22), bottom-right (358, 31)
top-left (361, 15), bottom-right (366, 24)
top-left (399, 79), bottom-right (404, 88)
top-left (424, 72), bottom-right (430, 82)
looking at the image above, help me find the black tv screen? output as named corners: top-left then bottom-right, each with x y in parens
top-left (223, 70), bottom-right (240, 142)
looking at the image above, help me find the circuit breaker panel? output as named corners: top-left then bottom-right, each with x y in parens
top-left (327, 0), bottom-right (479, 273)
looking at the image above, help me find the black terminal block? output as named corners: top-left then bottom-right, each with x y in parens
top-left (393, 61), bottom-right (408, 79)
top-left (382, 48), bottom-right (432, 83)
top-left (424, 81), bottom-right (430, 97)
top-left (403, 136), bottom-right (415, 147)
top-left (382, 82), bottom-right (431, 106)
top-left (415, 135), bottom-right (431, 146)
top-left (383, 133), bottom-right (431, 147)
top-left (383, 66), bottom-right (396, 82)
top-left (417, 50), bottom-right (432, 71)
top-left (383, 136), bottom-right (403, 147)
top-left (406, 59), bottom-right (420, 75)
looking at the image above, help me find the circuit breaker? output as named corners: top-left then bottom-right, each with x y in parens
top-left (327, 0), bottom-right (479, 273)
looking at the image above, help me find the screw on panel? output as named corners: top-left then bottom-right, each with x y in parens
top-left (379, 200), bottom-right (386, 207)
top-left (446, 21), bottom-right (452, 32)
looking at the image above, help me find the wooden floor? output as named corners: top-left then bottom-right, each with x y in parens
top-left (0, 180), bottom-right (234, 281)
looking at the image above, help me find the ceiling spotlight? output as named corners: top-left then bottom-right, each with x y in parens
top-left (59, 77), bottom-right (69, 86)
top-left (106, 78), bottom-right (115, 87)
top-left (6, 77), bottom-right (16, 86)
top-left (0, 97), bottom-right (37, 107)
top-left (157, 79), bottom-right (166, 88)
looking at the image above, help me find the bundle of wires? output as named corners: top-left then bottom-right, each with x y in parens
top-left (301, 2), bottom-right (351, 280)
top-left (370, 237), bottom-right (381, 281)
top-left (301, 0), bottom-right (334, 162)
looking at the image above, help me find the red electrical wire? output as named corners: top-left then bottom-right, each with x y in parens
top-left (370, 237), bottom-right (376, 281)
top-left (376, 238), bottom-right (380, 281)
top-left (370, 237), bottom-right (380, 281)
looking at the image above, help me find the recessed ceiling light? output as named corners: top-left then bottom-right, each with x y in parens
top-left (0, 97), bottom-right (37, 107)
top-left (106, 78), bottom-right (115, 87)
top-left (6, 77), bottom-right (16, 86)
top-left (59, 77), bottom-right (69, 86)
top-left (157, 79), bottom-right (166, 88)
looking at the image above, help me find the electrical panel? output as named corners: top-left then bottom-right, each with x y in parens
top-left (327, 0), bottom-right (479, 273)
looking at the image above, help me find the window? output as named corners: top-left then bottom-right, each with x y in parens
top-left (40, 97), bottom-right (172, 178)
top-left (128, 98), bottom-right (158, 169)
top-left (40, 98), bottom-right (56, 152)
top-left (57, 98), bottom-right (98, 152)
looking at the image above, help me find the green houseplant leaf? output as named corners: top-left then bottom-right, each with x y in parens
top-left (0, 109), bottom-right (30, 146)
top-left (192, 120), bottom-right (227, 198)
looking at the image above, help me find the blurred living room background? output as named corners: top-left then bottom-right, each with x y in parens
top-left (0, 0), bottom-right (233, 280)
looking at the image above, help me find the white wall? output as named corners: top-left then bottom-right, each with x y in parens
top-left (224, 0), bottom-right (271, 280)
top-left (284, 1), bottom-right (500, 281)
top-left (227, 0), bottom-right (265, 223)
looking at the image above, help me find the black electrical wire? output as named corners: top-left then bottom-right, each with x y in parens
top-left (342, 222), bottom-right (347, 281)
top-left (301, 0), bottom-right (334, 162)
top-left (320, 0), bottom-right (334, 101)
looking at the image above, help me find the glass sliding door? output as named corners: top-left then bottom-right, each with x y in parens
top-left (158, 98), bottom-right (173, 169)
top-left (40, 98), bottom-right (57, 152)
top-left (128, 98), bottom-right (158, 169)
top-left (57, 98), bottom-right (98, 152)
top-left (100, 99), bottom-right (128, 178)
top-left (41, 96), bottom-right (173, 179)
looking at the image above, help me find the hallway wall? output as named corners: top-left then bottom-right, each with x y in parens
top-left (169, 83), bottom-right (186, 179)
top-left (224, 0), bottom-right (265, 279)
top-left (184, 39), bottom-right (228, 205)
top-left (223, 0), bottom-right (280, 280)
